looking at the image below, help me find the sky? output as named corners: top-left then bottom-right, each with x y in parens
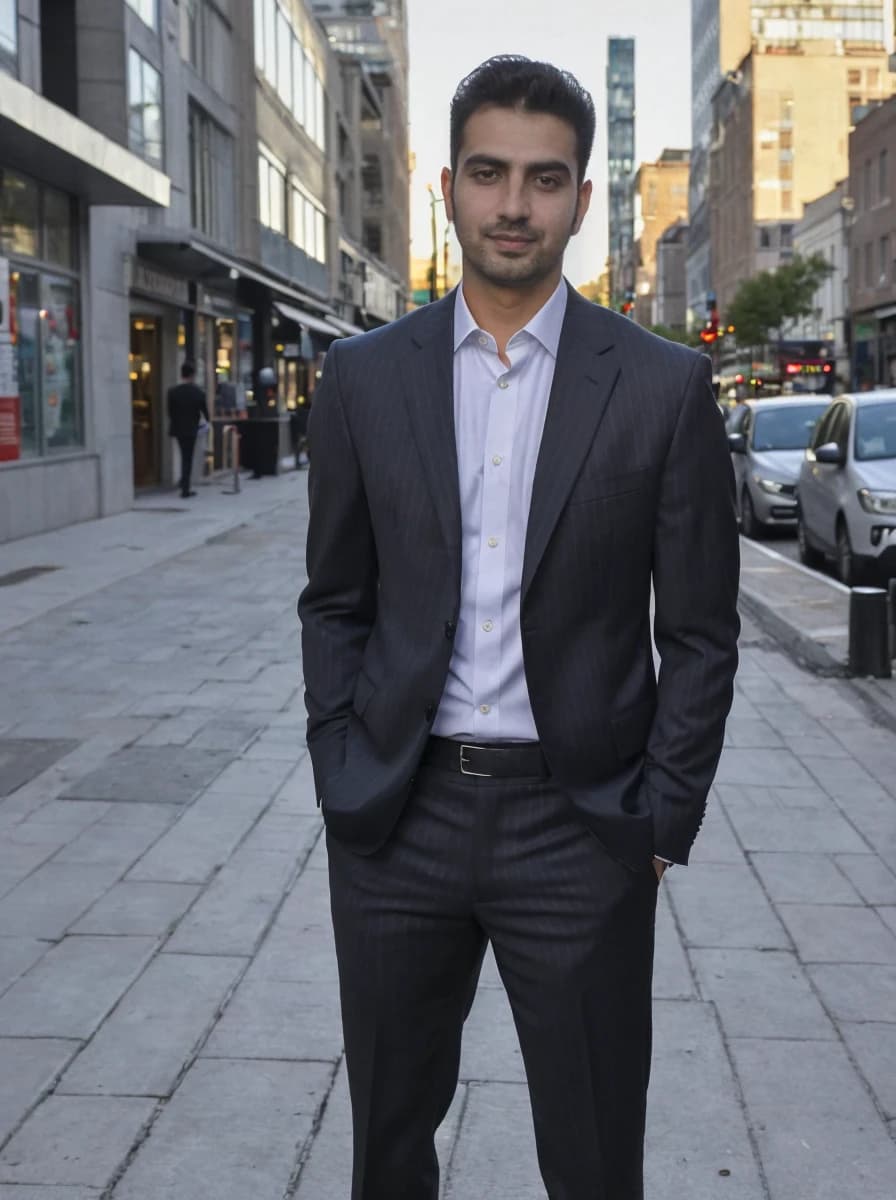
top-left (406, 0), bottom-right (693, 287)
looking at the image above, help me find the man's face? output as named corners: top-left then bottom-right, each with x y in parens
top-left (442, 104), bottom-right (592, 291)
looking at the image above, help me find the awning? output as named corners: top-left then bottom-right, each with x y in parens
top-left (0, 73), bottom-right (169, 207)
top-left (275, 302), bottom-right (344, 339)
top-left (327, 315), bottom-right (366, 337)
top-left (137, 236), bottom-right (336, 314)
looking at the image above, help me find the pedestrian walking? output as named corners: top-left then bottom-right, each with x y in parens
top-left (166, 361), bottom-right (209, 498)
top-left (298, 55), bottom-right (740, 1200)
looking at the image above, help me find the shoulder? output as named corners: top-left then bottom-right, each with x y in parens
top-left (573, 295), bottom-right (703, 377)
top-left (327, 297), bottom-right (450, 369)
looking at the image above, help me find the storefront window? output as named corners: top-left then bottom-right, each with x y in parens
top-left (10, 269), bottom-right (40, 457)
top-left (0, 171), bottom-right (38, 258)
top-left (41, 275), bottom-right (81, 450)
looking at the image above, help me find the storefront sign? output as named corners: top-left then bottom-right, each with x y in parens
top-left (127, 257), bottom-right (190, 307)
top-left (0, 393), bottom-right (21, 462)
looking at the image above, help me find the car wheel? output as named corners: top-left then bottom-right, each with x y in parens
top-left (741, 488), bottom-right (763, 540)
top-left (797, 514), bottom-right (824, 568)
top-left (835, 517), bottom-right (863, 586)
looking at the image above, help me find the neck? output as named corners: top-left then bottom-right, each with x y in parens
top-left (460, 268), bottom-right (563, 359)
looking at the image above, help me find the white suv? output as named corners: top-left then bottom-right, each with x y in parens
top-left (796, 390), bottom-right (896, 585)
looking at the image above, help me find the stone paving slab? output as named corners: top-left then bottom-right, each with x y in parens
top-left (0, 863), bottom-right (124, 939)
top-left (60, 746), bottom-right (234, 805)
top-left (644, 1000), bottom-right (763, 1198)
top-left (0, 1095), bottom-right (156, 1187)
top-left (0, 936), bottom-right (157, 1039)
top-left (690, 947), bottom-right (835, 1041)
top-left (730, 1037), bottom-right (896, 1200)
top-left (202, 978), bottom-right (343, 1063)
top-left (808, 963), bottom-right (896, 1022)
top-left (777, 902), bottom-right (896, 963)
top-left (125, 795), bottom-right (270, 885)
top-left (0, 940), bottom-right (49, 998)
top-left (57, 953), bottom-right (246, 1098)
top-left (666, 862), bottom-right (789, 949)
top-left (0, 741), bottom-right (80, 799)
top-left (0, 1039), bottom-right (77, 1144)
top-left (750, 851), bottom-right (864, 905)
top-left (69, 880), bottom-right (201, 936)
top-left (840, 1022), bottom-right (896, 1121)
top-left (0, 1189), bottom-right (100, 1199)
top-left (113, 1059), bottom-right (333, 1200)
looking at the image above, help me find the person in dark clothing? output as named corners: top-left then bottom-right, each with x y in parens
top-left (167, 362), bottom-right (209, 498)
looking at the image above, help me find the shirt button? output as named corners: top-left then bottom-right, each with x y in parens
top-left (498, 379), bottom-right (510, 390)
top-left (482, 620), bottom-right (494, 632)
top-left (492, 455), bottom-right (503, 466)
top-left (478, 335), bottom-right (488, 346)
top-left (487, 537), bottom-right (498, 548)
top-left (479, 704), bottom-right (491, 714)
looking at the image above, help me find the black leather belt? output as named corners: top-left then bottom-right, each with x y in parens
top-left (422, 736), bottom-right (550, 779)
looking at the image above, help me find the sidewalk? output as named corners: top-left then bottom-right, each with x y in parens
top-left (1, 479), bottom-right (895, 1197)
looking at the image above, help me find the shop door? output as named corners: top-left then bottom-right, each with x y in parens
top-left (130, 316), bottom-right (161, 487)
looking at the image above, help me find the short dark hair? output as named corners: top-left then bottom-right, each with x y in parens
top-left (181, 361), bottom-right (196, 380)
top-left (450, 56), bottom-right (596, 183)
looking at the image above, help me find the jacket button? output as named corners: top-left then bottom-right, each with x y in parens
top-left (424, 704), bottom-right (435, 722)
top-left (444, 621), bottom-right (456, 639)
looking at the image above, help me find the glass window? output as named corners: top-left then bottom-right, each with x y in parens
top-left (881, 236), bottom-right (890, 287)
top-left (315, 75), bottom-right (325, 149)
top-left (854, 403), bottom-right (896, 461)
top-left (0, 170), bottom-right (38, 257)
top-left (276, 7), bottom-right (291, 106)
top-left (44, 188), bottom-right (73, 268)
top-left (9, 269), bottom-right (40, 457)
top-left (126, 0), bottom-right (156, 30)
top-left (304, 54), bottom-right (315, 133)
top-left (291, 37), bottom-right (304, 124)
top-left (752, 404), bottom-right (828, 451)
top-left (258, 145), bottom-right (285, 234)
top-left (128, 48), bottom-right (163, 168)
top-left (41, 275), bottom-right (82, 451)
top-left (0, 0), bottom-right (16, 73)
top-left (315, 208), bottom-right (325, 263)
top-left (880, 149), bottom-right (888, 200)
top-left (253, 0), bottom-right (264, 70)
top-left (269, 165), bottom-right (284, 234)
top-left (258, 155), bottom-right (269, 228)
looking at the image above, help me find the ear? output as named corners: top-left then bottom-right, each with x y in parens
top-left (572, 179), bottom-right (592, 236)
top-left (441, 167), bottom-right (454, 223)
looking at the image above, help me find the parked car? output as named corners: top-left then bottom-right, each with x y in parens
top-left (796, 389), bottom-right (896, 584)
top-left (728, 397), bottom-right (830, 538)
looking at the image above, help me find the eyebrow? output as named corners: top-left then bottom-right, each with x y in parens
top-left (462, 154), bottom-right (573, 178)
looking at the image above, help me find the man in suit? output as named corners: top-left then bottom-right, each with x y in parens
top-left (299, 56), bottom-right (739, 1200)
top-left (166, 361), bottom-right (209, 498)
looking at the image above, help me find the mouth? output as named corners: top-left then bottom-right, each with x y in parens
top-left (488, 234), bottom-right (536, 251)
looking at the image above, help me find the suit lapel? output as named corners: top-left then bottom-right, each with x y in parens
top-left (399, 292), bottom-right (461, 550)
top-left (521, 289), bottom-right (621, 602)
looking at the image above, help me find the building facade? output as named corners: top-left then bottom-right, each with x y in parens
top-left (791, 180), bottom-right (851, 384)
top-left (709, 35), bottom-right (893, 315)
top-left (0, 0), bottom-right (410, 544)
top-left (606, 37), bottom-right (635, 308)
top-left (848, 95), bottom-right (896, 386)
top-left (632, 149), bottom-right (690, 325)
top-left (655, 221), bottom-right (690, 331)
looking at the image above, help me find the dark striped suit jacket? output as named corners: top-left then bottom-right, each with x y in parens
top-left (298, 283), bottom-right (740, 869)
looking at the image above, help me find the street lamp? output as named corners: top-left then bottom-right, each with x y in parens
top-left (426, 184), bottom-right (445, 302)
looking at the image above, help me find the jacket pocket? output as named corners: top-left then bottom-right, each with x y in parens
top-left (610, 698), bottom-right (656, 761)
top-left (568, 467), bottom-right (650, 506)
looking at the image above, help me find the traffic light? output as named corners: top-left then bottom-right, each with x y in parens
top-left (620, 291), bottom-right (635, 316)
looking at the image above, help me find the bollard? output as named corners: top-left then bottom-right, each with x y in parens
top-left (889, 578), bottom-right (896, 662)
top-left (848, 587), bottom-right (891, 678)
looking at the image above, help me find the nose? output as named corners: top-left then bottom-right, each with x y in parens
top-left (497, 175), bottom-right (531, 224)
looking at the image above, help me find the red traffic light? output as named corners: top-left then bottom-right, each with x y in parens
top-left (699, 328), bottom-right (718, 344)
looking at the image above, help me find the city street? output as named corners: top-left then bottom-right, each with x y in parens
top-left (1, 471), bottom-right (896, 1198)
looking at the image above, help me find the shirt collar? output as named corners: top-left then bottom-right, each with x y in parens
top-left (453, 278), bottom-right (568, 359)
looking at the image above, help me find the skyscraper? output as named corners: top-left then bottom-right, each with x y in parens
top-left (606, 38), bottom-right (635, 307)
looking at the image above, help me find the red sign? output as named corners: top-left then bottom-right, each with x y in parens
top-left (0, 395), bottom-right (21, 462)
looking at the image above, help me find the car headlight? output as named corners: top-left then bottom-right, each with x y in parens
top-left (754, 476), bottom-right (787, 495)
top-left (857, 489), bottom-right (896, 514)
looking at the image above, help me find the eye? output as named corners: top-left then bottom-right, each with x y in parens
top-left (472, 167), bottom-right (499, 182)
top-left (536, 175), bottom-right (561, 189)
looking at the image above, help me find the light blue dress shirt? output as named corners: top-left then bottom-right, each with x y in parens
top-left (432, 279), bottom-right (568, 742)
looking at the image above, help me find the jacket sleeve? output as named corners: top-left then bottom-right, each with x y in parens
top-left (645, 353), bottom-right (740, 864)
top-left (297, 341), bottom-right (378, 799)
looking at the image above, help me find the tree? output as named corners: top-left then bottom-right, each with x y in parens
top-left (648, 324), bottom-right (703, 348)
top-left (727, 254), bottom-right (833, 348)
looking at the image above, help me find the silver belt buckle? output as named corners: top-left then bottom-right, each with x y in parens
top-left (459, 744), bottom-right (492, 777)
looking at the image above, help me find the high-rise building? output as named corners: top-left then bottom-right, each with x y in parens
top-left (632, 149), bottom-right (690, 324)
top-left (688, 0), bottom-right (751, 330)
top-left (606, 38), bottom-right (635, 307)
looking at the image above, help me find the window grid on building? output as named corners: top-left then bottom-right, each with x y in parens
top-left (258, 143), bottom-right (286, 235)
top-left (128, 48), bottom-right (164, 168)
top-left (126, 0), bottom-right (156, 31)
top-left (254, 0), bottom-right (326, 152)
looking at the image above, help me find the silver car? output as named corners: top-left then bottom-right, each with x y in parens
top-left (796, 390), bottom-right (896, 584)
top-left (728, 397), bottom-right (830, 538)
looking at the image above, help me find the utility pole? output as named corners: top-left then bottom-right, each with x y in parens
top-left (427, 184), bottom-right (439, 302)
